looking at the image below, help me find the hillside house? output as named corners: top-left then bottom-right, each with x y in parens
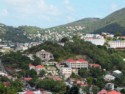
top-left (65, 59), bottom-right (88, 69)
top-left (36, 49), bottom-right (54, 61)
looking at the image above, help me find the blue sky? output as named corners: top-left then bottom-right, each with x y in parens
top-left (0, 0), bottom-right (125, 28)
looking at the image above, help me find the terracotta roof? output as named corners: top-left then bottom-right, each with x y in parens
top-left (24, 77), bottom-right (32, 81)
top-left (97, 89), bottom-right (107, 94)
top-left (35, 65), bottom-right (45, 69)
top-left (107, 90), bottom-right (121, 94)
top-left (66, 59), bottom-right (75, 62)
top-left (90, 64), bottom-right (101, 68)
top-left (25, 90), bottom-right (35, 94)
top-left (29, 64), bottom-right (34, 67)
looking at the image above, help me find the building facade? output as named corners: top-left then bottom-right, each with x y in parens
top-left (65, 59), bottom-right (88, 69)
top-left (36, 49), bottom-right (54, 61)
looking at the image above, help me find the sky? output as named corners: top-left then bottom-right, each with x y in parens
top-left (0, 0), bottom-right (125, 28)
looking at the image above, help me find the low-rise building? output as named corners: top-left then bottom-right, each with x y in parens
top-left (113, 70), bottom-right (122, 78)
top-left (104, 74), bottom-right (115, 81)
top-left (65, 59), bottom-right (88, 69)
top-left (108, 40), bottom-right (125, 48)
top-left (89, 64), bottom-right (101, 69)
top-left (36, 49), bottom-right (54, 61)
top-left (83, 34), bottom-right (105, 46)
top-left (29, 64), bottom-right (45, 74)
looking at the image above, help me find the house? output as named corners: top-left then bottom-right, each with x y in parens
top-left (60, 67), bottom-right (73, 78)
top-left (83, 34), bottom-right (105, 46)
top-left (23, 77), bottom-right (32, 81)
top-left (97, 90), bottom-right (121, 94)
top-left (29, 64), bottom-right (35, 70)
top-left (107, 90), bottom-right (121, 94)
top-left (65, 59), bottom-right (88, 69)
top-left (97, 89), bottom-right (107, 94)
top-left (105, 83), bottom-right (115, 90)
top-left (113, 70), bottom-right (122, 78)
top-left (89, 64), bottom-right (101, 69)
top-left (35, 65), bottom-right (45, 74)
top-left (36, 49), bottom-right (54, 61)
top-left (29, 64), bottom-right (45, 74)
top-left (104, 74), bottom-right (115, 81)
top-left (0, 71), bottom-right (8, 76)
top-left (18, 90), bottom-right (41, 94)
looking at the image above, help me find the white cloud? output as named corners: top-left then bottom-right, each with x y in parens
top-left (111, 3), bottom-right (119, 12)
top-left (64, 0), bottom-right (75, 12)
top-left (4, 0), bottom-right (61, 17)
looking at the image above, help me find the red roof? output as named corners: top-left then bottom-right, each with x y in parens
top-left (24, 77), bottom-right (32, 81)
top-left (77, 59), bottom-right (86, 62)
top-left (107, 90), bottom-right (121, 94)
top-left (35, 65), bottom-right (45, 69)
top-left (25, 90), bottom-right (35, 94)
top-left (97, 89), bottom-right (107, 94)
top-left (66, 59), bottom-right (75, 62)
top-left (90, 64), bottom-right (101, 68)
top-left (66, 59), bottom-right (87, 63)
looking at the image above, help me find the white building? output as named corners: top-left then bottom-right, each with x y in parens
top-left (65, 59), bottom-right (88, 69)
top-left (83, 34), bottom-right (105, 46)
top-left (0, 71), bottom-right (8, 76)
top-left (113, 70), bottom-right (122, 78)
top-left (61, 67), bottom-right (72, 78)
top-left (108, 40), bottom-right (125, 48)
top-left (104, 74), bottom-right (115, 81)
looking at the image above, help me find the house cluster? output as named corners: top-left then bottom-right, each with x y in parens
top-left (29, 64), bottom-right (45, 74)
top-left (108, 40), bottom-right (125, 48)
top-left (104, 70), bottom-right (122, 82)
top-left (57, 58), bottom-right (101, 79)
top-left (82, 34), bottom-right (106, 46)
top-left (18, 90), bottom-right (52, 94)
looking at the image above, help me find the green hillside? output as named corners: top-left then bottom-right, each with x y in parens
top-left (0, 7), bottom-right (125, 42)
top-left (93, 8), bottom-right (125, 34)
top-left (46, 18), bottom-right (100, 33)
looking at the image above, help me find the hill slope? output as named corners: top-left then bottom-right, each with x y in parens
top-left (0, 8), bottom-right (125, 42)
top-left (93, 8), bottom-right (125, 34)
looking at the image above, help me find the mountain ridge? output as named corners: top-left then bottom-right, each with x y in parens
top-left (0, 7), bottom-right (125, 42)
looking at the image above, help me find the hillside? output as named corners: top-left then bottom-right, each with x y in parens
top-left (46, 8), bottom-right (125, 34)
top-left (0, 8), bottom-right (125, 42)
top-left (0, 25), bottom-right (32, 42)
top-left (46, 18), bottom-right (100, 33)
top-left (93, 8), bottom-right (125, 34)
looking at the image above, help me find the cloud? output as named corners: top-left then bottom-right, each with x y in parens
top-left (64, 0), bottom-right (75, 12)
top-left (4, 0), bottom-right (61, 17)
top-left (111, 3), bottom-right (119, 12)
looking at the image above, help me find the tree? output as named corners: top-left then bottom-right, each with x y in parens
top-left (26, 69), bottom-right (37, 77)
top-left (60, 37), bottom-right (69, 43)
top-left (68, 85), bottom-right (79, 94)
top-left (0, 83), bottom-right (17, 94)
top-left (78, 68), bottom-right (89, 78)
top-left (33, 57), bottom-right (41, 65)
top-left (87, 77), bottom-right (93, 85)
top-left (37, 79), bottom-right (66, 93)
top-left (39, 70), bottom-right (46, 77)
